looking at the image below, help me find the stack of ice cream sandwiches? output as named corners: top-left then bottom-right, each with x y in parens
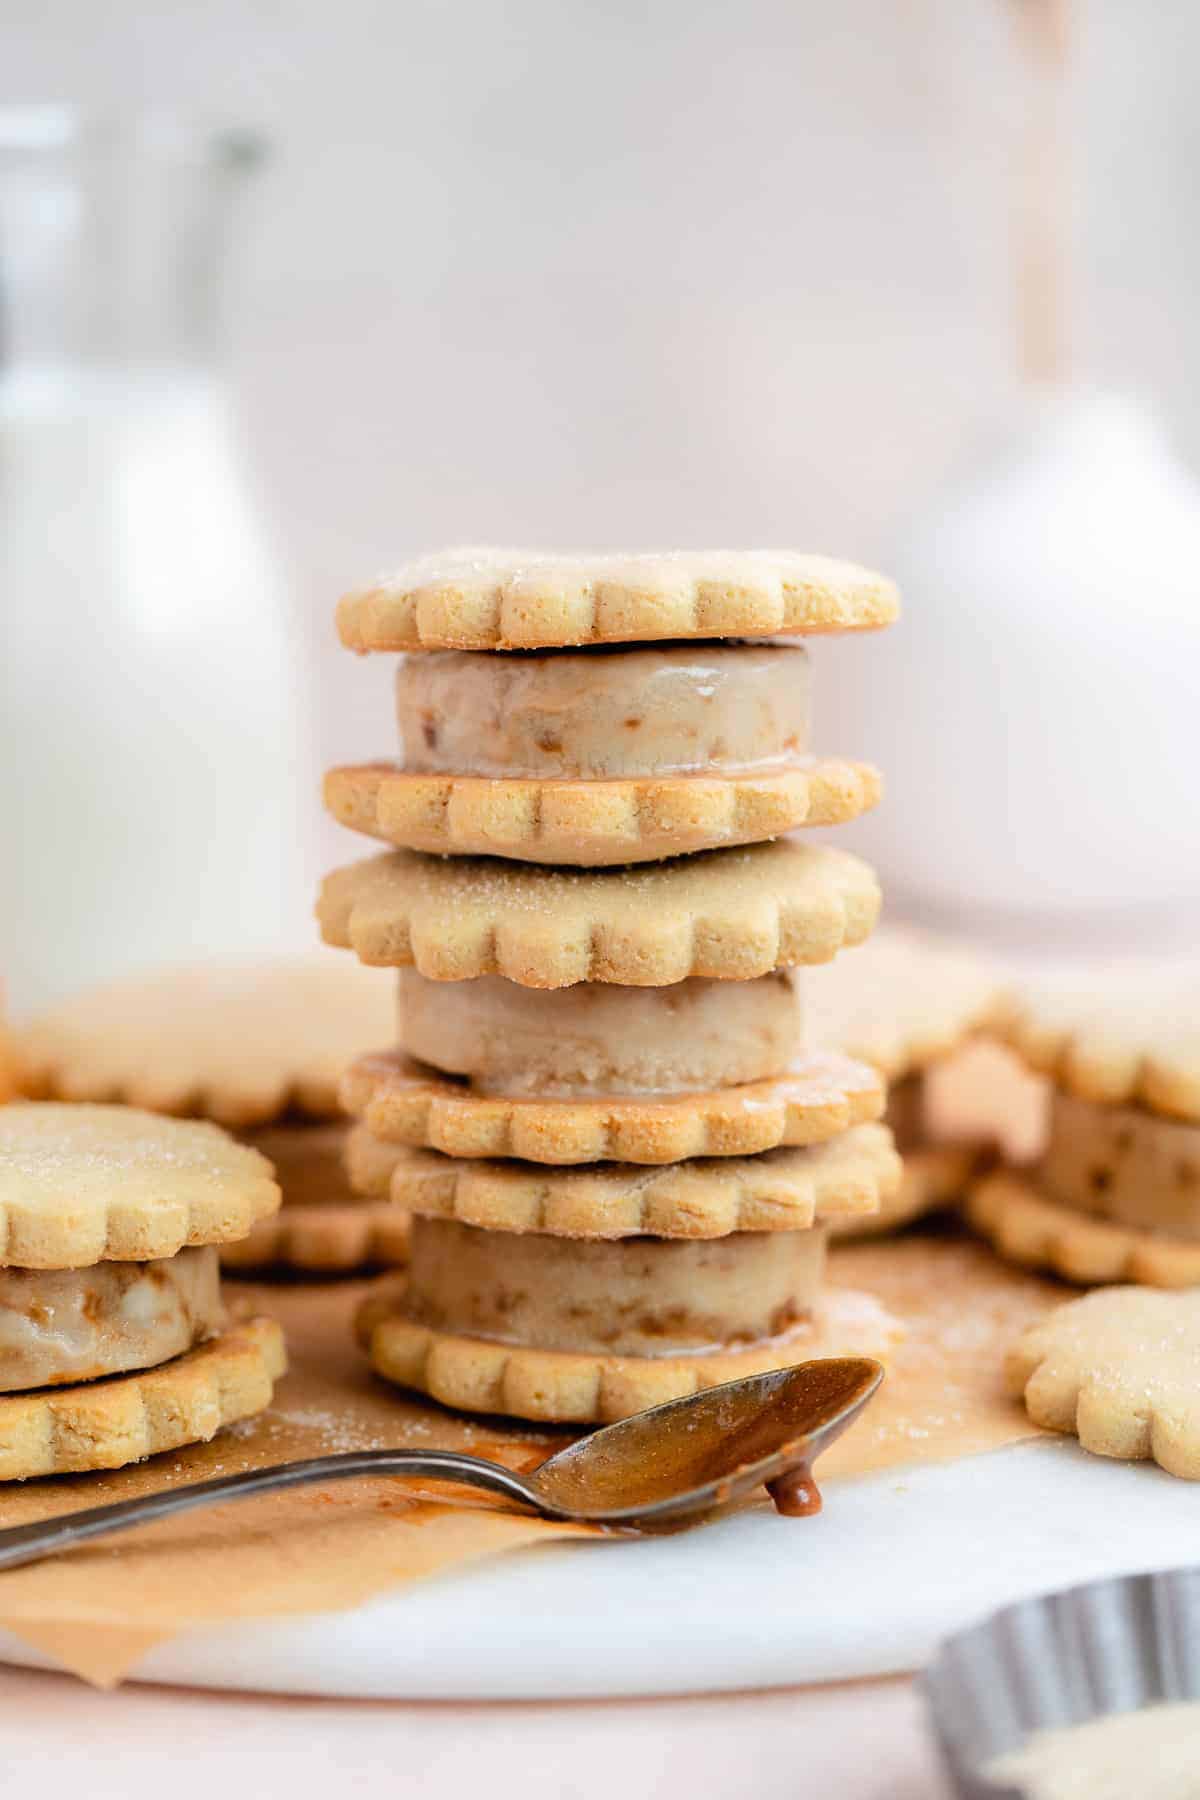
top-left (322, 550), bottom-right (905, 1422)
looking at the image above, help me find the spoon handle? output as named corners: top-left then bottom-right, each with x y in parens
top-left (0, 1448), bottom-right (552, 1572)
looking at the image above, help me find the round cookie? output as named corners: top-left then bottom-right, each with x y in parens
top-left (337, 548), bottom-right (900, 653)
top-left (395, 970), bottom-right (802, 1098)
top-left (996, 966), bottom-right (1200, 1123)
top-left (0, 1247), bottom-right (223, 1392)
top-left (346, 1122), bottom-right (902, 1238)
top-left (324, 756), bottom-right (879, 867)
top-left (356, 1274), bottom-right (902, 1425)
top-left (0, 1103), bottom-right (280, 1268)
top-left (20, 955), bottom-right (395, 1127)
top-left (967, 1171), bottom-right (1200, 1290)
top-left (0, 1317), bottom-right (286, 1482)
top-left (1005, 1287), bottom-right (1200, 1478)
top-left (341, 1048), bottom-right (885, 1165)
top-left (318, 839), bottom-right (880, 988)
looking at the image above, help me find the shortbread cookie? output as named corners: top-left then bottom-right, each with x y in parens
top-left (1039, 1092), bottom-right (1200, 1241)
top-left (342, 1049), bottom-right (885, 1164)
top-left (319, 839), bottom-right (880, 987)
top-left (0, 1316), bottom-right (286, 1481)
top-left (805, 926), bottom-right (1006, 1083)
top-left (0, 1246), bottom-right (223, 1392)
top-left (323, 756), bottom-right (880, 866)
top-left (1005, 1287), bottom-right (1200, 1477)
top-left (967, 1171), bottom-right (1200, 1289)
top-left (338, 548), bottom-right (900, 653)
top-left (20, 956), bottom-right (394, 1126)
top-left (346, 1122), bottom-right (900, 1238)
top-left (403, 1215), bottom-right (825, 1355)
top-left (395, 643), bottom-right (813, 779)
top-left (357, 1277), bottom-right (901, 1423)
top-left (997, 970), bottom-right (1200, 1123)
top-left (396, 970), bottom-right (801, 1097)
top-left (830, 1143), bottom-right (976, 1241)
top-left (220, 1202), bottom-right (409, 1274)
top-left (0, 1104), bottom-right (280, 1268)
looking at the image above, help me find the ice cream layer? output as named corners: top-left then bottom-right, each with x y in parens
top-left (403, 1216), bottom-right (825, 1355)
top-left (396, 968), bottom-right (802, 1097)
top-left (1040, 1092), bottom-right (1200, 1240)
top-left (395, 642), bottom-right (811, 779)
top-left (0, 1245), bottom-right (224, 1392)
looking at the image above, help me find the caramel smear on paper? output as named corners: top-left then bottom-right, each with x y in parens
top-left (0, 1235), bottom-right (1065, 1687)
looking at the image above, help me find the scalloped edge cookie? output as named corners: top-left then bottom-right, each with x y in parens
top-left (805, 926), bottom-right (1008, 1083)
top-left (322, 759), bottom-right (881, 867)
top-left (0, 1103), bottom-right (281, 1269)
top-left (220, 1201), bottom-right (410, 1274)
top-left (0, 1317), bottom-right (286, 1481)
top-left (337, 549), bottom-right (900, 653)
top-left (318, 838), bottom-right (880, 988)
top-left (355, 1278), bottom-right (902, 1423)
top-left (1005, 1287), bottom-right (1200, 1478)
top-left (828, 1143), bottom-right (977, 1240)
top-left (345, 1122), bottom-right (899, 1238)
top-left (19, 956), bottom-right (395, 1127)
top-left (967, 1170), bottom-right (1200, 1289)
top-left (341, 1050), bottom-right (885, 1165)
top-left (995, 972), bottom-right (1200, 1124)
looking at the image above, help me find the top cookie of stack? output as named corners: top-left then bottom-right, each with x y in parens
top-left (326, 548), bottom-right (896, 866)
top-left (322, 548), bottom-right (901, 1423)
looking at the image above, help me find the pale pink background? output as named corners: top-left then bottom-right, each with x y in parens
top-left (0, 1666), bottom-right (950, 1797)
top-left (5, 0), bottom-right (1197, 890)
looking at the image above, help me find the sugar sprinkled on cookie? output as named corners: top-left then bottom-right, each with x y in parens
top-left (1006, 1286), bottom-right (1200, 1478)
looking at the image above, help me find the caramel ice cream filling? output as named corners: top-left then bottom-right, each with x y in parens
top-left (1040, 1092), bottom-right (1200, 1241)
top-left (395, 642), bottom-right (812, 780)
top-left (0, 1245), bottom-right (224, 1393)
top-left (403, 1215), bottom-right (826, 1355)
top-left (396, 969), bottom-right (803, 1097)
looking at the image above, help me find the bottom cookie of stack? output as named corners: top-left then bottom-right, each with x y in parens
top-left (349, 1126), bottom-right (903, 1423)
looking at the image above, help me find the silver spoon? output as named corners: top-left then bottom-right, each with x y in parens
top-left (0, 1357), bottom-right (882, 1569)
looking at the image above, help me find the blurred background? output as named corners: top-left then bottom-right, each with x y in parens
top-left (4, 0), bottom-right (1199, 1012)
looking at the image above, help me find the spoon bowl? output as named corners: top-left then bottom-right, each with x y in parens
top-left (529, 1358), bottom-right (883, 1525)
top-left (0, 1357), bottom-right (883, 1572)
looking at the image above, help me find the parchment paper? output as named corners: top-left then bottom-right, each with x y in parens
top-left (0, 1231), bottom-right (1065, 1686)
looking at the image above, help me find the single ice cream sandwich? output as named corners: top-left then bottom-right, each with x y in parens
top-left (969, 968), bottom-right (1200, 1286)
top-left (354, 1233), bottom-right (902, 1425)
top-left (0, 1103), bottom-right (285, 1479)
